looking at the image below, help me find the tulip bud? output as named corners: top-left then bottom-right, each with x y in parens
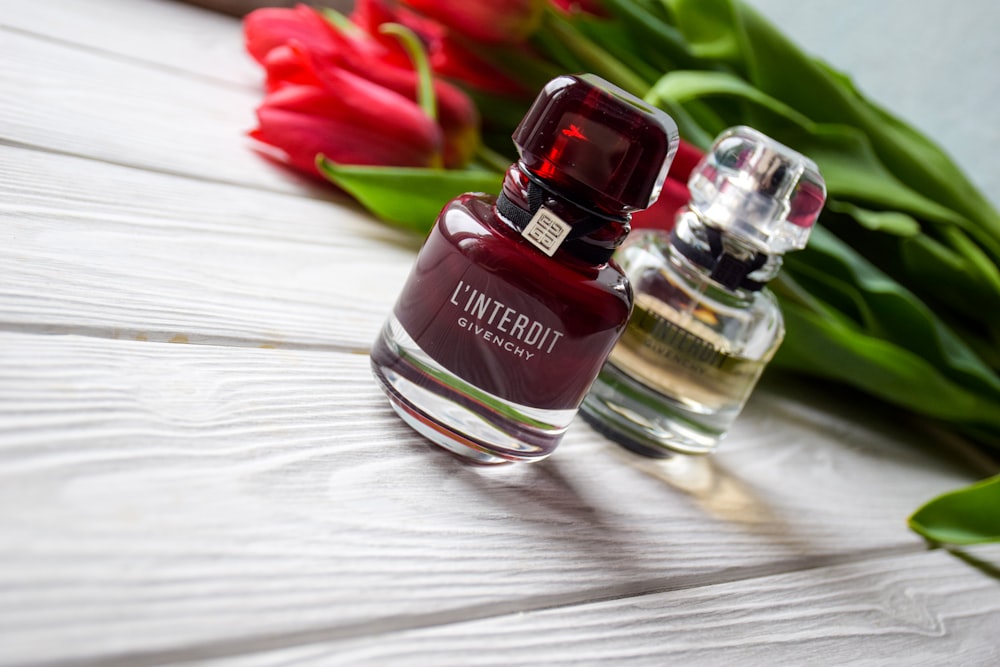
top-left (244, 4), bottom-right (482, 174)
top-left (250, 49), bottom-right (444, 177)
top-left (244, 4), bottom-right (339, 66)
top-left (352, 0), bottom-right (529, 96)
top-left (399, 0), bottom-right (544, 45)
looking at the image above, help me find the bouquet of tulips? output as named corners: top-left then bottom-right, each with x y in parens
top-left (244, 0), bottom-right (1000, 544)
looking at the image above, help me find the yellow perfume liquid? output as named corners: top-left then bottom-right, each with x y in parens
top-left (609, 291), bottom-right (772, 412)
top-left (582, 234), bottom-right (783, 455)
top-left (581, 126), bottom-right (826, 456)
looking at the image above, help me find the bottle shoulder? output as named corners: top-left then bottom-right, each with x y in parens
top-left (432, 193), bottom-right (632, 309)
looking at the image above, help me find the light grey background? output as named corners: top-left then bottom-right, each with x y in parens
top-left (746, 0), bottom-right (1000, 207)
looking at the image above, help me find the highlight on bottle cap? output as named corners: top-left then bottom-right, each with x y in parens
top-left (512, 74), bottom-right (679, 214)
top-left (688, 126), bottom-right (827, 255)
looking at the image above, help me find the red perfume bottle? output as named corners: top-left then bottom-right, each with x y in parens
top-left (371, 74), bottom-right (679, 463)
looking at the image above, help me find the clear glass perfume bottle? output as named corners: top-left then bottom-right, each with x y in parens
top-left (581, 126), bottom-right (826, 456)
top-left (370, 74), bottom-right (679, 464)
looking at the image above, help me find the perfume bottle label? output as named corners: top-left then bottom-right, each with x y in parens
top-left (522, 207), bottom-right (571, 256)
top-left (631, 305), bottom-right (727, 373)
top-left (610, 293), bottom-right (767, 410)
top-left (450, 279), bottom-right (564, 360)
top-left (387, 195), bottom-right (631, 410)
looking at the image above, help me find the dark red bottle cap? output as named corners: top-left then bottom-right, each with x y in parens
top-left (512, 74), bottom-right (679, 215)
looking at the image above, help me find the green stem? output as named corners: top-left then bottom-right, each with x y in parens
top-left (539, 8), bottom-right (650, 98)
top-left (600, 0), bottom-right (699, 70)
top-left (320, 7), bottom-right (355, 33)
top-left (379, 23), bottom-right (437, 121)
top-left (475, 144), bottom-right (512, 174)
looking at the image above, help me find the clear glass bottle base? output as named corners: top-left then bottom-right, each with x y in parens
top-left (370, 316), bottom-right (574, 465)
top-left (580, 361), bottom-right (737, 456)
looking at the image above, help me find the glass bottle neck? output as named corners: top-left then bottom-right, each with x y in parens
top-left (496, 164), bottom-right (630, 265)
top-left (669, 211), bottom-right (784, 292)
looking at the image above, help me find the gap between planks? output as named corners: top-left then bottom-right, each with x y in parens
top-left (1, 337), bottom-right (987, 664)
top-left (31, 543), bottom-right (936, 667)
top-left (0, 137), bottom-right (344, 206)
top-left (0, 140), bottom-right (416, 350)
top-left (0, 321), bottom-right (372, 356)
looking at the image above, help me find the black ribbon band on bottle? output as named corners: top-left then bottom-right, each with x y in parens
top-left (496, 180), bottom-right (624, 265)
top-left (670, 225), bottom-right (768, 292)
top-left (495, 182), bottom-right (544, 231)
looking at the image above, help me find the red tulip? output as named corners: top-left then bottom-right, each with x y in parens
top-left (244, 4), bottom-right (480, 174)
top-left (631, 139), bottom-right (705, 232)
top-left (251, 46), bottom-right (444, 176)
top-left (351, 0), bottom-right (529, 97)
top-left (244, 4), bottom-right (338, 69)
top-left (399, 0), bottom-right (544, 45)
top-left (549, 0), bottom-right (608, 16)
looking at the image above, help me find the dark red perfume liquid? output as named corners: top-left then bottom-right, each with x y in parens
top-left (370, 185), bottom-right (632, 463)
top-left (370, 74), bottom-right (678, 464)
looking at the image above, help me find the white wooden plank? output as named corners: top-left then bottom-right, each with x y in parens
top-left (197, 548), bottom-right (1000, 666)
top-left (0, 332), bottom-right (990, 665)
top-left (0, 27), bottom-right (319, 196)
top-left (2, 0), bottom-right (259, 88)
top-left (0, 143), bottom-right (416, 349)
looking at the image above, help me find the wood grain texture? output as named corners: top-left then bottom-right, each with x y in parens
top-left (198, 548), bottom-right (1000, 666)
top-left (0, 332), bottom-right (988, 665)
top-left (0, 143), bottom-right (417, 349)
top-left (3, 1), bottom-right (1000, 665)
top-left (1, 0), bottom-right (259, 88)
top-left (0, 27), bottom-right (315, 196)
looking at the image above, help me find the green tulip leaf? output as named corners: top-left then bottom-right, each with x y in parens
top-left (665, 0), bottom-right (1000, 239)
top-left (751, 9), bottom-right (1000, 239)
top-left (826, 200), bottom-right (921, 237)
top-left (317, 158), bottom-right (502, 234)
top-left (801, 228), bottom-right (1000, 392)
top-left (909, 475), bottom-right (1000, 545)
top-left (647, 70), bottom-right (983, 235)
top-left (646, 65), bottom-right (1000, 332)
top-left (600, 0), bottom-right (698, 70)
top-left (540, 9), bottom-right (650, 97)
top-left (772, 293), bottom-right (1000, 430)
top-left (773, 227), bottom-right (1000, 427)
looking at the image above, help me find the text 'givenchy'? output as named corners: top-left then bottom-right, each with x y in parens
top-left (450, 280), bottom-right (564, 358)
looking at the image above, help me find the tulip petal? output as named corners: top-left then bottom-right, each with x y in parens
top-left (260, 44), bottom-right (322, 91)
top-left (352, 0), bottom-right (529, 96)
top-left (293, 28), bottom-right (481, 169)
top-left (244, 4), bottom-right (340, 63)
top-left (251, 79), bottom-right (442, 176)
top-left (400, 0), bottom-right (544, 45)
top-left (253, 106), bottom-right (439, 176)
top-left (243, 2), bottom-right (480, 175)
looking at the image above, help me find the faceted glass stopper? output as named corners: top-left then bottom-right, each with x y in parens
top-left (688, 126), bottom-right (827, 255)
top-left (512, 74), bottom-right (679, 215)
